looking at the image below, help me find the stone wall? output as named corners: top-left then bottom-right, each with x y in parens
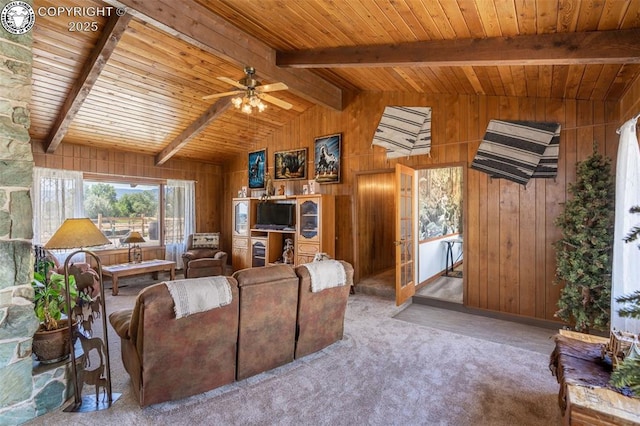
top-left (0, 0), bottom-right (41, 423)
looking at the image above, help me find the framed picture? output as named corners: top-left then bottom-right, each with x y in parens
top-left (274, 148), bottom-right (307, 180)
top-left (248, 148), bottom-right (266, 189)
top-left (314, 133), bottom-right (341, 184)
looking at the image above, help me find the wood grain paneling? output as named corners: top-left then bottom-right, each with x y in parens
top-left (355, 172), bottom-right (395, 281)
top-left (223, 90), bottom-right (619, 323)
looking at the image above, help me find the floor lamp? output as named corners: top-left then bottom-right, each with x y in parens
top-left (44, 218), bottom-right (121, 412)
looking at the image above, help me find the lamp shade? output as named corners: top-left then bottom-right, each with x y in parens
top-left (122, 231), bottom-right (145, 244)
top-left (44, 218), bottom-right (110, 249)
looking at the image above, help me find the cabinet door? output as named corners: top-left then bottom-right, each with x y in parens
top-left (232, 237), bottom-right (249, 270)
top-left (233, 199), bottom-right (249, 237)
top-left (296, 242), bottom-right (319, 265)
top-left (251, 238), bottom-right (267, 267)
top-left (298, 198), bottom-right (319, 242)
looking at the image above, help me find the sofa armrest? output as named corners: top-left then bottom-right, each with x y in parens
top-left (109, 309), bottom-right (134, 340)
top-left (214, 251), bottom-right (227, 262)
top-left (182, 248), bottom-right (221, 261)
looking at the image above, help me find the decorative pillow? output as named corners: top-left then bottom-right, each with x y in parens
top-left (191, 233), bottom-right (219, 249)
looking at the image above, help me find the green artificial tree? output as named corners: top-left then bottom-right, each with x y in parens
top-left (553, 146), bottom-right (615, 332)
top-left (610, 206), bottom-right (640, 397)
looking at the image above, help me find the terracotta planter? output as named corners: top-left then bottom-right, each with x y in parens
top-left (32, 319), bottom-right (76, 364)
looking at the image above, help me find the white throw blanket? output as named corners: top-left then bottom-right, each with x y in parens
top-left (304, 260), bottom-right (346, 293)
top-left (165, 276), bottom-right (232, 319)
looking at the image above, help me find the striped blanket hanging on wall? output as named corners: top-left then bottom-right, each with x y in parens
top-left (470, 120), bottom-right (561, 186)
top-left (371, 106), bottom-right (431, 159)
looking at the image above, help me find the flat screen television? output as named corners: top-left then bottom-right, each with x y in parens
top-left (255, 203), bottom-right (295, 229)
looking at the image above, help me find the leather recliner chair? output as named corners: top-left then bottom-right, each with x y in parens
top-left (182, 233), bottom-right (228, 278)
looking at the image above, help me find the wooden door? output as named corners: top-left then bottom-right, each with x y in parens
top-left (395, 164), bottom-right (416, 306)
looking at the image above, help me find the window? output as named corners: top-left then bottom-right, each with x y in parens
top-left (83, 180), bottom-right (160, 249)
top-left (34, 169), bottom-right (195, 268)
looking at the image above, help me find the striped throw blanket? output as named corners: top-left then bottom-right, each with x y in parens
top-left (372, 106), bottom-right (432, 159)
top-left (470, 120), bottom-right (561, 186)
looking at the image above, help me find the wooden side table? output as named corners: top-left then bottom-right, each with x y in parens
top-left (550, 329), bottom-right (640, 425)
top-left (101, 259), bottom-right (176, 295)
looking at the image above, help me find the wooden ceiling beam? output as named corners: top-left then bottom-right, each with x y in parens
top-left (155, 98), bottom-right (232, 166)
top-left (43, 13), bottom-right (132, 153)
top-left (102, 0), bottom-right (343, 111)
top-left (276, 29), bottom-right (640, 68)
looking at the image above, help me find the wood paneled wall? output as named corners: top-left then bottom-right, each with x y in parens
top-left (32, 142), bottom-right (223, 265)
top-left (355, 171), bottom-right (395, 281)
top-left (619, 74), bottom-right (640, 122)
top-left (224, 91), bottom-right (620, 322)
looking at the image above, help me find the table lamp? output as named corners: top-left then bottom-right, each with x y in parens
top-left (44, 218), bottom-right (120, 412)
top-left (123, 231), bottom-right (145, 263)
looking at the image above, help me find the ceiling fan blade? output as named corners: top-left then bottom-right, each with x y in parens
top-left (259, 93), bottom-right (293, 110)
top-left (202, 90), bottom-right (243, 100)
top-left (257, 82), bottom-right (288, 93)
top-left (217, 76), bottom-right (247, 89)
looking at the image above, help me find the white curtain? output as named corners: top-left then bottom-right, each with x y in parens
top-left (32, 167), bottom-right (85, 263)
top-left (164, 179), bottom-right (195, 269)
top-left (611, 116), bottom-right (640, 334)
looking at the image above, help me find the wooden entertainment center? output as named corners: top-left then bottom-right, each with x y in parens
top-left (231, 194), bottom-right (335, 270)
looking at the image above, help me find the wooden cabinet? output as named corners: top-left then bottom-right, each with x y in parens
top-left (231, 198), bottom-right (256, 271)
top-left (231, 195), bottom-right (335, 270)
top-left (250, 230), bottom-right (296, 266)
top-left (295, 194), bottom-right (335, 265)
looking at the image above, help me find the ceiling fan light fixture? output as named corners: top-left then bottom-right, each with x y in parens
top-left (231, 96), bottom-right (243, 108)
top-left (241, 103), bottom-right (253, 114)
top-left (231, 92), bottom-right (267, 115)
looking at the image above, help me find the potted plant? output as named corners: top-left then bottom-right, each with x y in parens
top-left (31, 258), bottom-right (82, 364)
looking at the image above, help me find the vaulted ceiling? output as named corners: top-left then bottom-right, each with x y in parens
top-left (29, 0), bottom-right (640, 165)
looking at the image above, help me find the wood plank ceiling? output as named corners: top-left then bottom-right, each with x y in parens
top-left (29, 0), bottom-right (640, 165)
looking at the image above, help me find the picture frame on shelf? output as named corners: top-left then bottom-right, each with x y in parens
top-left (274, 148), bottom-right (307, 180)
top-left (248, 148), bottom-right (267, 189)
top-left (314, 133), bottom-right (341, 184)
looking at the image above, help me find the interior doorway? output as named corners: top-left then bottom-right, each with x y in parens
top-left (355, 165), bottom-right (465, 306)
top-left (354, 171), bottom-right (395, 298)
top-left (414, 164), bottom-right (464, 305)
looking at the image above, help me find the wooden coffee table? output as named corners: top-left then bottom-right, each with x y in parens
top-left (102, 259), bottom-right (176, 295)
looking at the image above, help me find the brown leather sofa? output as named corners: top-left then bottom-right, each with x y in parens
top-left (182, 233), bottom-right (228, 278)
top-left (294, 261), bottom-right (354, 359)
top-left (109, 277), bottom-right (239, 406)
top-left (232, 265), bottom-right (299, 380)
top-left (109, 261), bottom-right (352, 406)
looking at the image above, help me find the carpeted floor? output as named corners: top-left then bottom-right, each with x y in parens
top-left (26, 287), bottom-right (562, 426)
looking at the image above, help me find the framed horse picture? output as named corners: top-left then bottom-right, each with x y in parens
top-left (248, 148), bottom-right (267, 189)
top-left (274, 148), bottom-right (307, 180)
top-left (314, 133), bottom-right (341, 184)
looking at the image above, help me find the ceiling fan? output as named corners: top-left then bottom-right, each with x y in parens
top-left (203, 66), bottom-right (292, 112)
